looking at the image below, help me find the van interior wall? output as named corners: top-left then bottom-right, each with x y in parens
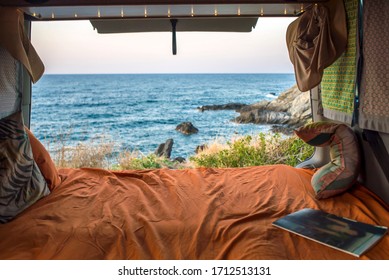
top-left (355, 130), bottom-right (389, 205)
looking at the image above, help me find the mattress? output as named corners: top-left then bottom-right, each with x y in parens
top-left (0, 164), bottom-right (388, 259)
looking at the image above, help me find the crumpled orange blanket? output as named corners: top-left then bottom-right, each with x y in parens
top-left (0, 165), bottom-right (388, 259)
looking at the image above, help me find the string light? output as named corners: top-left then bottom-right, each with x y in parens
top-left (32, 3), bottom-right (312, 20)
top-left (31, 12), bottom-right (42, 18)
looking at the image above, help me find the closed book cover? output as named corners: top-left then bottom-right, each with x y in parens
top-left (273, 208), bottom-right (388, 257)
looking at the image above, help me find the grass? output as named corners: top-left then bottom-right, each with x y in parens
top-left (48, 132), bottom-right (314, 170)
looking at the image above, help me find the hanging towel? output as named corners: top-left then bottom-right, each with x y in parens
top-left (286, 0), bottom-right (347, 92)
top-left (320, 0), bottom-right (359, 124)
top-left (358, 0), bottom-right (389, 133)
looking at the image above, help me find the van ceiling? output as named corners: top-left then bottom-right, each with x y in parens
top-left (1, 0), bottom-right (329, 6)
top-left (2, 0), bottom-right (328, 20)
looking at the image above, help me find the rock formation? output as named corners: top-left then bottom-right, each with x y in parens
top-left (196, 85), bottom-right (310, 134)
top-left (234, 85), bottom-right (311, 133)
top-left (155, 138), bottom-right (174, 158)
top-left (197, 103), bottom-right (247, 112)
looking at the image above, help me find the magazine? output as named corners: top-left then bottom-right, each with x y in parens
top-left (272, 208), bottom-right (388, 257)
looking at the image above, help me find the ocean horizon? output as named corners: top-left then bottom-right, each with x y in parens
top-left (31, 73), bottom-right (296, 159)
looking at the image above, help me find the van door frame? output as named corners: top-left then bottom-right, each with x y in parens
top-left (21, 20), bottom-right (32, 128)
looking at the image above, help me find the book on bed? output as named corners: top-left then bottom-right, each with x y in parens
top-left (273, 208), bottom-right (388, 257)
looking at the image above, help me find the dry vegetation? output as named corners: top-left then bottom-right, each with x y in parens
top-left (47, 132), bottom-right (314, 170)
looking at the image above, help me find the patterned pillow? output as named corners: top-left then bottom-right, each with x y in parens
top-left (25, 127), bottom-right (61, 191)
top-left (295, 122), bottom-right (360, 199)
top-left (0, 111), bottom-right (50, 223)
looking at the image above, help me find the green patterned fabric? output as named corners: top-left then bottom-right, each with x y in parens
top-left (320, 0), bottom-right (358, 124)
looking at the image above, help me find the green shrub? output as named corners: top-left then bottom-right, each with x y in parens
top-left (189, 133), bottom-right (314, 168)
top-left (117, 153), bottom-right (180, 170)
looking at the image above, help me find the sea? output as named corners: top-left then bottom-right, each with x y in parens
top-left (31, 73), bottom-right (296, 159)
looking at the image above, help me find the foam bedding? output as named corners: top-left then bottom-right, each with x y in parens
top-left (0, 165), bottom-right (388, 260)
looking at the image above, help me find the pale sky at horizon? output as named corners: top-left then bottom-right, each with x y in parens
top-left (31, 17), bottom-right (295, 74)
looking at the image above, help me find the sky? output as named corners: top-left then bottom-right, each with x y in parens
top-left (31, 17), bottom-right (295, 74)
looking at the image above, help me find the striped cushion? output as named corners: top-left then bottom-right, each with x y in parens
top-left (295, 122), bottom-right (360, 199)
top-left (0, 111), bottom-right (50, 223)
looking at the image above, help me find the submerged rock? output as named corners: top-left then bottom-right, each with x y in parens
top-left (176, 122), bottom-right (199, 135)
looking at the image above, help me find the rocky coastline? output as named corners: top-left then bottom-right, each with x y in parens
top-left (199, 84), bottom-right (311, 134)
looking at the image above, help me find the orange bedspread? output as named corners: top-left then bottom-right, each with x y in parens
top-left (0, 165), bottom-right (388, 259)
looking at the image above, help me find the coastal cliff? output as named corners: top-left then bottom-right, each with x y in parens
top-left (198, 84), bottom-right (311, 134)
top-left (234, 84), bottom-right (311, 133)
